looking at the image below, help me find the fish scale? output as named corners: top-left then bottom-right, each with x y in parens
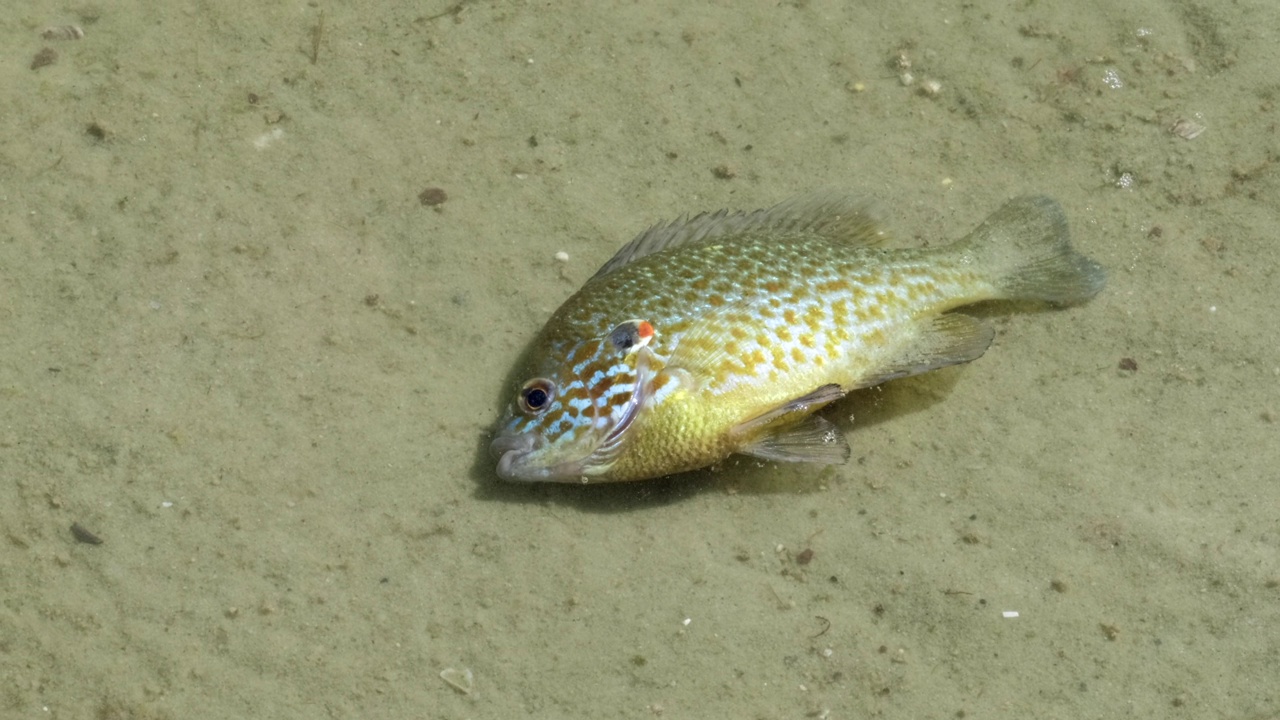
top-left (492, 193), bottom-right (1105, 483)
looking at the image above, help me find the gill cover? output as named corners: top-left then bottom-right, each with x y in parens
top-left (491, 321), bottom-right (660, 482)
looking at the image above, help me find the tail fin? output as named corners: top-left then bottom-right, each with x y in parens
top-left (961, 196), bottom-right (1106, 305)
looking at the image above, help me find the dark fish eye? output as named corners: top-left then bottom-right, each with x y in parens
top-left (519, 378), bottom-right (555, 414)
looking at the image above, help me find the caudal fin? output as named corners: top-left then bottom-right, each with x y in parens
top-left (962, 196), bottom-right (1106, 305)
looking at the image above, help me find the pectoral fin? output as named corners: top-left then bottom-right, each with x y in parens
top-left (732, 384), bottom-right (851, 465)
top-left (741, 415), bottom-right (851, 464)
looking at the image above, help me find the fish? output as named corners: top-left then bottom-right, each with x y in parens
top-left (490, 193), bottom-right (1105, 483)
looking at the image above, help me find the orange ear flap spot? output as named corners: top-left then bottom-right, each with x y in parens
top-left (608, 319), bottom-right (657, 354)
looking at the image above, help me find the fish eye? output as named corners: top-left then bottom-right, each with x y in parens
top-left (518, 378), bottom-right (555, 414)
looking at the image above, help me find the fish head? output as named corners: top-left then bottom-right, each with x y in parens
top-left (491, 320), bottom-right (660, 482)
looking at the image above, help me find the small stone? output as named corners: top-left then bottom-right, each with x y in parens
top-left (440, 667), bottom-right (473, 694)
top-left (31, 47), bottom-right (58, 70)
top-left (1169, 118), bottom-right (1205, 140)
top-left (418, 187), bottom-right (448, 206)
top-left (711, 164), bottom-right (736, 180)
top-left (41, 25), bottom-right (84, 41)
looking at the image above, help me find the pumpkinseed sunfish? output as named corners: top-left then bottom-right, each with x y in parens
top-left (491, 193), bottom-right (1105, 483)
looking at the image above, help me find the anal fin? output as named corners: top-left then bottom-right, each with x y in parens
top-left (853, 313), bottom-right (994, 389)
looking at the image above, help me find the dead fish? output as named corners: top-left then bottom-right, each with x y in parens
top-left (491, 193), bottom-right (1105, 483)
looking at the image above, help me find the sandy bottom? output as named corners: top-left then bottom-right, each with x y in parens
top-left (1, 1), bottom-right (1277, 718)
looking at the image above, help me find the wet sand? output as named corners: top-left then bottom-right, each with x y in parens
top-left (1, 1), bottom-right (1277, 717)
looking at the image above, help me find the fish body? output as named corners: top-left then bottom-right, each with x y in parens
top-left (491, 193), bottom-right (1105, 483)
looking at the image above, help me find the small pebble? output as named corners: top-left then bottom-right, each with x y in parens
top-left (1169, 118), bottom-right (1205, 140)
top-left (418, 187), bottom-right (448, 207)
top-left (70, 522), bottom-right (103, 545)
top-left (41, 25), bottom-right (84, 41)
top-left (439, 667), bottom-right (473, 694)
top-left (30, 47), bottom-right (58, 70)
top-left (554, 251), bottom-right (569, 262)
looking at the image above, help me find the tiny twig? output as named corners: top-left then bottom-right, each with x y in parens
top-left (310, 10), bottom-right (325, 65)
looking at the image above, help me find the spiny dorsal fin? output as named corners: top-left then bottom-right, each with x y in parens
top-left (590, 191), bottom-right (885, 280)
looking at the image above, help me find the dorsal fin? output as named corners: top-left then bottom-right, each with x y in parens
top-left (590, 191), bottom-right (886, 280)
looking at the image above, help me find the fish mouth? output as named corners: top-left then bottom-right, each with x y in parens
top-left (491, 433), bottom-right (542, 481)
top-left (490, 411), bottom-right (634, 483)
top-left (491, 432), bottom-right (590, 482)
